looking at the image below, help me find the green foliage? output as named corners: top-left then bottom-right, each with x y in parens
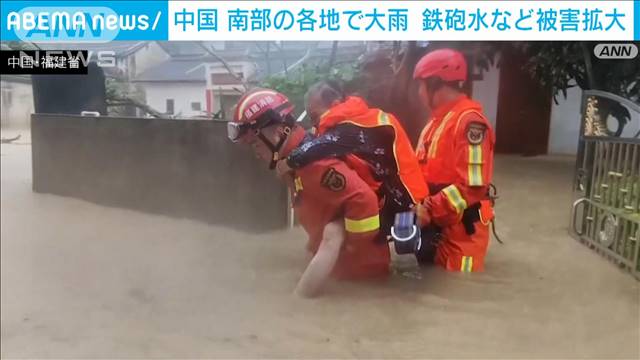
top-left (105, 78), bottom-right (144, 102)
top-left (469, 41), bottom-right (638, 131)
top-left (512, 42), bottom-right (639, 104)
top-left (260, 62), bottom-right (361, 114)
top-left (105, 78), bottom-right (146, 116)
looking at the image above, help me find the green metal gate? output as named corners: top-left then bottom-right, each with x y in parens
top-left (571, 90), bottom-right (640, 279)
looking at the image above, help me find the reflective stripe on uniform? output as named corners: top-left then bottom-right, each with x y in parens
top-left (344, 214), bottom-right (380, 233)
top-left (460, 256), bottom-right (473, 272)
top-left (468, 144), bottom-right (483, 186)
top-left (428, 111), bottom-right (455, 158)
top-left (377, 111), bottom-right (390, 125)
top-left (454, 109), bottom-right (483, 134)
top-left (442, 184), bottom-right (468, 214)
top-left (416, 121), bottom-right (432, 155)
top-left (294, 177), bottom-right (303, 191)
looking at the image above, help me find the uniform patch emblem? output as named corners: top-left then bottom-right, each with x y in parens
top-left (321, 167), bottom-right (346, 192)
top-left (466, 123), bottom-right (486, 145)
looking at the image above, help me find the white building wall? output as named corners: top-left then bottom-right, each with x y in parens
top-left (0, 79), bottom-right (34, 129)
top-left (140, 83), bottom-right (206, 118)
top-left (472, 62), bottom-right (583, 155)
top-left (472, 62), bottom-right (500, 129)
top-left (548, 86), bottom-right (583, 155)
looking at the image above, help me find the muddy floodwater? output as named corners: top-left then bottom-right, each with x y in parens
top-left (1, 135), bottom-right (639, 358)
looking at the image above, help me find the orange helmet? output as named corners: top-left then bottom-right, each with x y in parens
top-left (228, 88), bottom-right (294, 143)
top-left (413, 48), bottom-right (467, 82)
top-left (228, 88), bottom-right (296, 169)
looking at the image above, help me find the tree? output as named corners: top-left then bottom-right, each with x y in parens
top-left (345, 41), bottom-right (638, 140)
top-left (263, 41), bottom-right (638, 141)
top-left (514, 42), bottom-right (639, 103)
top-left (260, 42), bottom-right (362, 125)
top-left (261, 62), bottom-right (359, 127)
top-left (511, 42), bottom-right (639, 136)
top-left (353, 41), bottom-right (505, 142)
top-left (258, 41), bottom-right (502, 141)
top-left (105, 77), bottom-right (167, 118)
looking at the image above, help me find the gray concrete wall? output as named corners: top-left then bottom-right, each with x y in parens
top-left (31, 114), bottom-right (288, 232)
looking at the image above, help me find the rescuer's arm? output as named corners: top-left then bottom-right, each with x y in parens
top-left (420, 114), bottom-right (495, 227)
top-left (286, 124), bottom-right (365, 169)
top-left (295, 220), bottom-right (344, 298)
top-left (295, 161), bottom-right (382, 297)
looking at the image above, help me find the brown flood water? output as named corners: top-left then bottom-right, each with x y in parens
top-left (1, 135), bottom-right (638, 358)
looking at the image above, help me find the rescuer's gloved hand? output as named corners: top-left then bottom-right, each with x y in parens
top-left (275, 158), bottom-right (293, 179)
top-left (415, 199), bottom-right (432, 228)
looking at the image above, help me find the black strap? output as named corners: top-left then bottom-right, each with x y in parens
top-left (461, 202), bottom-right (481, 235)
top-left (257, 126), bottom-right (291, 170)
top-left (491, 219), bottom-right (504, 244)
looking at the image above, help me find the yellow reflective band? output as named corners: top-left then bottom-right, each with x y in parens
top-left (469, 144), bottom-right (482, 164)
top-left (378, 111), bottom-right (390, 125)
top-left (468, 144), bottom-right (483, 186)
top-left (428, 112), bottom-right (455, 158)
top-left (345, 214), bottom-right (380, 233)
top-left (294, 177), bottom-right (303, 192)
top-left (416, 121), bottom-right (433, 153)
top-left (460, 256), bottom-right (473, 272)
top-left (442, 185), bottom-right (468, 214)
top-left (468, 164), bottom-right (483, 186)
top-left (454, 109), bottom-right (483, 134)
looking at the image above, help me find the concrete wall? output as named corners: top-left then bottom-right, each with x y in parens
top-left (31, 114), bottom-right (289, 232)
top-left (1, 77), bottom-right (34, 129)
top-left (141, 82), bottom-right (206, 117)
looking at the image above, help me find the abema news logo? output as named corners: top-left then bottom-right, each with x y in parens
top-left (1, 1), bottom-right (168, 42)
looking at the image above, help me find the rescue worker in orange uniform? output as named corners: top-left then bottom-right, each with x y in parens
top-left (413, 49), bottom-right (496, 273)
top-left (228, 88), bottom-right (390, 297)
top-left (275, 81), bottom-right (428, 238)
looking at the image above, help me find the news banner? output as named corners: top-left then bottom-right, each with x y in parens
top-left (1, 0), bottom-right (638, 74)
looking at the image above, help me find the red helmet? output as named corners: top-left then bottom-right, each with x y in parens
top-left (228, 88), bottom-right (294, 142)
top-left (413, 48), bottom-right (467, 82)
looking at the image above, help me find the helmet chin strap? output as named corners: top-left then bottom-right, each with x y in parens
top-left (257, 126), bottom-right (292, 170)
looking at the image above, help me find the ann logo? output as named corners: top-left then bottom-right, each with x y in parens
top-left (594, 44), bottom-right (638, 59)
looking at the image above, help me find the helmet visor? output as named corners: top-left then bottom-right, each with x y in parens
top-left (228, 108), bottom-right (289, 143)
top-left (227, 121), bottom-right (252, 143)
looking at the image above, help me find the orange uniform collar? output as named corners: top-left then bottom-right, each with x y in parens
top-left (431, 94), bottom-right (468, 119)
top-left (318, 96), bottom-right (370, 134)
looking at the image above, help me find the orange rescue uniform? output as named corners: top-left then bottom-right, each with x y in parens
top-left (416, 95), bottom-right (496, 272)
top-left (318, 96), bottom-right (429, 207)
top-left (288, 132), bottom-right (391, 279)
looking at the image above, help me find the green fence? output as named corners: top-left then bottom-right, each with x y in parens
top-left (571, 91), bottom-right (640, 279)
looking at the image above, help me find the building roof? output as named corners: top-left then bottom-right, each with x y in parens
top-left (133, 57), bottom-right (248, 84)
top-left (133, 47), bottom-right (251, 83)
top-left (133, 57), bottom-right (208, 83)
top-left (135, 41), bottom-right (368, 83)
